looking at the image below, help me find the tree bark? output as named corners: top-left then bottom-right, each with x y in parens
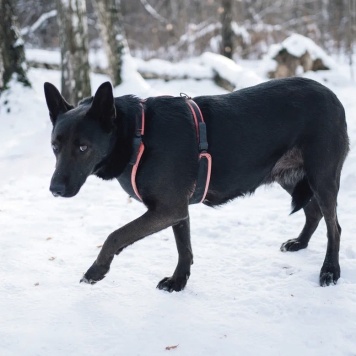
top-left (0, 0), bottom-right (30, 94)
top-left (347, 0), bottom-right (355, 81)
top-left (94, 0), bottom-right (126, 86)
top-left (220, 0), bottom-right (234, 59)
top-left (56, 0), bottom-right (91, 104)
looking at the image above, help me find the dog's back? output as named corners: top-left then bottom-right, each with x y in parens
top-left (193, 77), bottom-right (348, 207)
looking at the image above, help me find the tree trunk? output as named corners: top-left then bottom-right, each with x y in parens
top-left (347, 0), bottom-right (355, 81)
top-left (0, 0), bottom-right (30, 94)
top-left (56, 0), bottom-right (91, 104)
top-left (94, 0), bottom-right (126, 86)
top-left (220, 0), bottom-right (234, 59)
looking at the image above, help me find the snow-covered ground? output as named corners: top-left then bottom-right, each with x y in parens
top-left (1, 56), bottom-right (356, 356)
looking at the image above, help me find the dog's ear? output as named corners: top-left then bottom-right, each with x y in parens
top-left (87, 82), bottom-right (116, 130)
top-left (44, 82), bottom-right (73, 125)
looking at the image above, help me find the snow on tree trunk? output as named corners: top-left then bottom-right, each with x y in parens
top-left (220, 0), bottom-right (234, 59)
top-left (94, 0), bottom-right (126, 86)
top-left (0, 0), bottom-right (30, 94)
top-left (56, 0), bottom-right (91, 104)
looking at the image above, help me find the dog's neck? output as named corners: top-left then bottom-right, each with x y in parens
top-left (93, 95), bottom-right (142, 180)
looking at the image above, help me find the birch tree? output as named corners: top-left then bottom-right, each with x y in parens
top-left (0, 0), bottom-right (30, 93)
top-left (94, 0), bottom-right (126, 86)
top-left (56, 0), bottom-right (91, 104)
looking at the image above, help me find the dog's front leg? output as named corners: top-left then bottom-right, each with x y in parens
top-left (157, 216), bottom-right (193, 292)
top-left (80, 208), bottom-right (188, 285)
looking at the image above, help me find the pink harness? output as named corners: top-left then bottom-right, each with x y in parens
top-left (130, 97), bottom-right (212, 204)
top-left (130, 102), bottom-right (146, 201)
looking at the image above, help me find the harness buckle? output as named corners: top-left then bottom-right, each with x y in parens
top-left (180, 92), bottom-right (191, 100)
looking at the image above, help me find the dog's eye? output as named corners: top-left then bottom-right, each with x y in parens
top-left (79, 145), bottom-right (88, 152)
top-left (52, 144), bottom-right (59, 152)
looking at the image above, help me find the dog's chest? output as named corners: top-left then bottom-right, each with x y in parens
top-left (116, 164), bottom-right (141, 202)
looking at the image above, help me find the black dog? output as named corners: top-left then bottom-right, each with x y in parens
top-left (44, 77), bottom-right (349, 291)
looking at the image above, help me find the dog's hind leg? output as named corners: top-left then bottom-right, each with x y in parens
top-left (280, 182), bottom-right (323, 252)
top-left (302, 124), bottom-right (347, 286)
top-left (310, 178), bottom-right (342, 286)
top-left (157, 215), bottom-right (193, 292)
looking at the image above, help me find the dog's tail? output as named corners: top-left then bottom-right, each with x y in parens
top-left (290, 176), bottom-right (314, 214)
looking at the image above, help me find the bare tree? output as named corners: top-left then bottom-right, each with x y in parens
top-left (56, 0), bottom-right (91, 104)
top-left (347, 0), bottom-right (356, 80)
top-left (93, 0), bottom-right (126, 86)
top-left (15, 0), bottom-right (356, 62)
top-left (220, 0), bottom-right (234, 59)
top-left (0, 0), bottom-right (30, 93)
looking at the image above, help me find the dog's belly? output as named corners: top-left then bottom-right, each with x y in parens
top-left (204, 170), bottom-right (266, 206)
top-left (203, 147), bottom-right (305, 207)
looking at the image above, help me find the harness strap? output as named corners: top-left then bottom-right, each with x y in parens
top-left (184, 96), bottom-right (212, 204)
top-left (130, 97), bottom-right (212, 204)
top-left (129, 102), bottom-right (145, 201)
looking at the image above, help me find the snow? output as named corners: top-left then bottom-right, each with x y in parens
top-left (231, 21), bottom-right (251, 44)
top-left (26, 48), bottom-right (108, 69)
top-left (13, 38), bottom-right (25, 48)
top-left (26, 49), bottom-right (61, 66)
top-left (113, 54), bottom-right (153, 98)
top-left (1, 55), bottom-right (356, 356)
top-left (25, 49), bottom-right (263, 90)
top-left (198, 52), bottom-right (263, 89)
top-left (133, 52), bottom-right (263, 90)
top-left (267, 34), bottom-right (337, 69)
top-left (134, 57), bottom-right (213, 80)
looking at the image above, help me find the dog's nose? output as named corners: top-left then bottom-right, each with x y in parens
top-left (49, 183), bottom-right (66, 197)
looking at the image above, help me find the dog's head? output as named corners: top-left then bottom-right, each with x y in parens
top-left (44, 82), bottom-right (116, 197)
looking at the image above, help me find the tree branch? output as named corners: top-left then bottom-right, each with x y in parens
top-left (21, 9), bottom-right (57, 36)
top-left (139, 0), bottom-right (167, 24)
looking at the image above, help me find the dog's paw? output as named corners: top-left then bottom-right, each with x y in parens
top-left (157, 275), bottom-right (189, 293)
top-left (80, 275), bottom-right (98, 285)
top-left (319, 264), bottom-right (340, 287)
top-left (80, 261), bottom-right (110, 285)
top-left (280, 238), bottom-right (308, 252)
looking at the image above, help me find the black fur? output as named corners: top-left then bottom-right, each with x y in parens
top-left (291, 176), bottom-right (314, 214)
top-left (44, 78), bottom-right (349, 291)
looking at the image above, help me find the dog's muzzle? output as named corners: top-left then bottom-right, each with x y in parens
top-left (49, 182), bottom-right (66, 197)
